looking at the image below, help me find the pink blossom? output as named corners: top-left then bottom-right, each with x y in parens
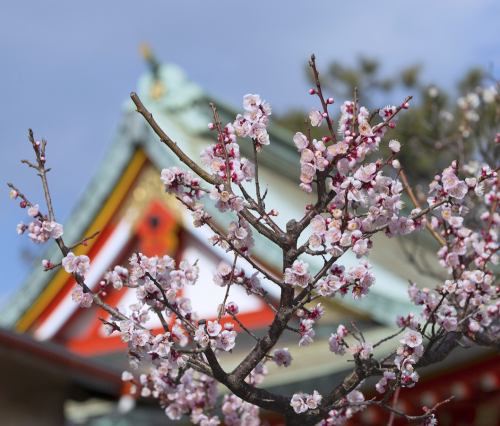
top-left (305, 391), bottom-right (322, 409)
top-left (217, 330), bottom-right (236, 351)
top-left (309, 109), bottom-right (323, 127)
top-left (80, 293), bottom-right (93, 308)
top-left (311, 215), bottom-right (326, 235)
top-left (62, 252), bottom-right (77, 273)
top-left (337, 324), bottom-right (348, 338)
top-left (207, 320), bottom-right (222, 337)
top-left (379, 105), bottom-right (398, 121)
top-left (28, 204), bottom-right (39, 217)
top-left (399, 330), bottom-right (422, 348)
top-left (16, 221), bottom-right (26, 235)
top-left (388, 139), bottom-right (401, 152)
top-left (299, 329), bottom-right (315, 347)
top-left (243, 94), bottom-right (262, 110)
top-left (226, 301), bottom-right (239, 315)
top-left (272, 348), bottom-right (293, 367)
top-left (166, 403), bottom-right (183, 420)
top-left (290, 394), bottom-right (308, 414)
top-left (73, 255), bottom-right (90, 276)
top-left (293, 132), bottom-right (309, 151)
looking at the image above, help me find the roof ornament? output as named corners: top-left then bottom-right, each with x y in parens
top-left (140, 43), bottom-right (165, 100)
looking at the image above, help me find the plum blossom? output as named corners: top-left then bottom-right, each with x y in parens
top-left (309, 109), bottom-right (323, 126)
top-left (400, 330), bottom-right (423, 348)
top-left (271, 348), bottom-right (293, 367)
top-left (28, 204), bottom-right (39, 217)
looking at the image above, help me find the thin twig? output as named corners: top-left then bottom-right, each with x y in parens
top-left (218, 252), bottom-right (238, 321)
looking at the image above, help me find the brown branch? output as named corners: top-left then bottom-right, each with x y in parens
top-left (400, 169), bottom-right (446, 246)
top-left (309, 54), bottom-right (337, 142)
top-left (67, 230), bottom-right (101, 250)
top-left (130, 92), bottom-right (218, 185)
top-left (176, 196), bottom-right (282, 287)
top-left (228, 311), bottom-right (260, 342)
top-left (209, 102), bottom-right (231, 185)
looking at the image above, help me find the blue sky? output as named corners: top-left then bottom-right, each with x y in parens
top-left (1, 0), bottom-right (499, 305)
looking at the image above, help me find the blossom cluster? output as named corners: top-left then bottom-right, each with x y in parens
top-left (316, 261), bottom-right (375, 300)
top-left (62, 252), bottom-right (90, 276)
top-left (160, 166), bottom-right (205, 204)
top-left (290, 390), bottom-right (322, 414)
top-left (212, 260), bottom-right (261, 294)
top-left (316, 389), bottom-right (365, 425)
top-left (12, 196), bottom-right (64, 244)
top-left (297, 302), bottom-right (325, 347)
top-left (233, 94), bottom-right (272, 151)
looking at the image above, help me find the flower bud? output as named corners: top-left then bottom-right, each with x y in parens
top-left (322, 112), bottom-right (328, 118)
top-left (35, 140), bottom-right (41, 147)
top-left (402, 103), bottom-right (409, 109)
top-left (309, 88), bottom-right (317, 95)
top-left (389, 123), bottom-right (396, 129)
top-left (208, 123), bottom-right (216, 130)
top-left (322, 136), bottom-right (331, 143)
top-left (40, 156), bottom-right (45, 162)
top-left (20, 201), bottom-right (26, 208)
top-left (434, 175), bottom-right (441, 181)
top-left (100, 281), bottom-right (106, 288)
top-left (327, 97), bottom-right (334, 104)
top-left (392, 159), bottom-right (401, 169)
top-left (83, 240), bottom-right (88, 246)
top-left (101, 291), bottom-right (107, 297)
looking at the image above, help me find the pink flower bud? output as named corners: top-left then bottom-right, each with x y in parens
top-left (42, 259), bottom-right (52, 268)
top-left (322, 112), bottom-right (328, 118)
top-left (83, 241), bottom-right (88, 246)
top-left (345, 130), bottom-right (351, 136)
top-left (101, 291), bottom-right (107, 297)
top-left (100, 281), bottom-right (106, 288)
top-left (309, 89), bottom-right (316, 95)
top-left (330, 119), bottom-right (333, 124)
top-left (402, 103), bottom-right (409, 109)
top-left (327, 97), bottom-right (334, 104)
top-left (208, 123), bottom-right (216, 130)
top-left (351, 132), bottom-right (356, 137)
top-left (389, 123), bottom-right (396, 129)
top-left (35, 140), bottom-right (41, 147)
top-left (322, 136), bottom-right (331, 143)
top-left (226, 301), bottom-right (239, 314)
top-left (434, 175), bottom-right (441, 181)
top-left (40, 156), bottom-right (45, 162)
top-left (20, 201), bottom-right (26, 208)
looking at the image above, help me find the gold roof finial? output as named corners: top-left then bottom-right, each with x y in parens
top-left (139, 42), bottom-right (165, 100)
